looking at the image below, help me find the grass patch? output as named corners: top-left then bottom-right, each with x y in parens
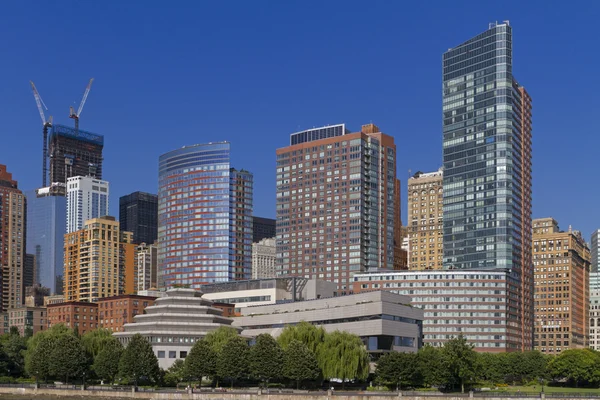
top-left (490, 385), bottom-right (600, 394)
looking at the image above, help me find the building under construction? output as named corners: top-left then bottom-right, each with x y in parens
top-left (48, 124), bottom-right (104, 195)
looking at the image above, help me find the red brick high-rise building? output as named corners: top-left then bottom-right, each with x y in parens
top-left (275, 123), bottom-right (399, 294)
top-left (0, 165), bottom-right (26, 311)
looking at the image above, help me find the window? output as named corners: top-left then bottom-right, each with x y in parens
top-left (158, 351), bottom-right (165, 358)
top-left (180, 351), bottom-right (187, 359)
top-left (169, 351), bottom-right (176, 359)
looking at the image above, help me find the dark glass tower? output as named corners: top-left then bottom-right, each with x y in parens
top-left (119, 191), bottom-right (158, 245)
top-left (252, 217), bottom-right (276, 243)
top-left (442, 22), bottom-right (533, 350)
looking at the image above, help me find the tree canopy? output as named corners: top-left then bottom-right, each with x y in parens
top-left (93, 338), bottom-right (123, 384)
top-left (319, 330), bottom-right (370, 387)
top-left (118, 334), bottom-right (160, 386)
top-left (204, 327), bottom-right (239, 356)
top-left (283, 339), bottom-right (321, 389)
top-left (249, 333), bottom-right (284, 385)
top-left (217, 336), bottom-right (249, 388)
top-left (184, 339), bottom-right (217, 385)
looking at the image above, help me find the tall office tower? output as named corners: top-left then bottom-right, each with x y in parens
top-left (0, 165), bottom-right (26, 311)
top-left (24, 254), bottom-right (35, 292)
top-left (48, 125), bottom-right (104, 195)
top-left (252, 217), bottom-right (276, 243)
top-left (26, 185), bottom-right (67, 295)
top-left (64, 216), bottom-right (134, 302)
top-left (393, 181), bottom-right (407, 270)
top-left (276, 123), bottom-right (398, 294)
top-left (158, 143), bottom-right (253, 289)
top-left (408, 169), bottom-right (443, 270)
top-left (66, 176), bottom-right (109, 234)
top-left (532, 218), bottom-right (590, 354)
top-left (119, 192), bottom-right (158, 244)
top-left (137, 242), bottom-right (158, 291)
top-left (442, 22), bottom-right (533, 351)
top-left (252, 238), bottom-right (276, 279)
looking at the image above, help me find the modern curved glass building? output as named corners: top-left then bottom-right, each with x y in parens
top-left (158, 143), bottom-right (253, 289)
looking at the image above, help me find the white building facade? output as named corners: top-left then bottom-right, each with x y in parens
top-left (252, 237), bottom-right (276, 279)
top-left (137, 242), bottom-right (158, 292)
top-left (66, 176), bottom-right (109, 233)
top-left (590, 291), bottom-right (600, 350)
top-left (114, 288), bottom-right (238, 369)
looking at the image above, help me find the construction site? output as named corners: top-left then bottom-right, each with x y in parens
top-left (30, 79), bottom-right (104, 195)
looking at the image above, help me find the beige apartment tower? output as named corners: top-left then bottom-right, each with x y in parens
top-left (533, 218), bottom-right (590, 354)
top-left (64, 216), bottom-right (135, 302)
top-left (407, 169), bottom-right (443, 270)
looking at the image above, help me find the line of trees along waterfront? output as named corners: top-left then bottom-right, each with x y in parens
top-left (0, 324), bottom-right (599, 391)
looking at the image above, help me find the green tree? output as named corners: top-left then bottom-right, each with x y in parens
top-left (82, 328), bottom-right (115, 359)
top-left (319, 330), bottom-right (369, 389)
top-left (417, 345), bottom-right (449, 388)
top-left (548, 348), bottom-right (600, 387)
top-left (217, 336), bottom-right (249, 388)
top-left (376, 352), bottom-right (420, 390)
top-left (24, 323), bottom-right (73, 379)
top-left (204, 327), bottom-right (239, 355)
top-left (2, 332), bottom-right (27, 377)
top-left (27, 335), bottom-right (57, 382)
top-left (118, 334), bottom-right (160, 387)
top-left (93, 339), bottom-right (123, 384)
top-left (163, 359), bottom-right (186, 387)
top-left (184, 339), bottom-right (217, 386)
top-left (49, 334), bottom-right (89, 383)
top-left (283, 339), bottom-right (320, 390)
top-left (249, 334), bottom-right (284, 386)
top-left (9, 327), bottom-right (19, 336)
top-left (476, 352), bottom-right (504, 384)
top-left (442, 335), bottom-right (477, 393)
top-left (277, 321), bottom-right (326, 356)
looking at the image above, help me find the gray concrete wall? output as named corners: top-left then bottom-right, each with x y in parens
top-left (0, 387), bottom-right (559, 400)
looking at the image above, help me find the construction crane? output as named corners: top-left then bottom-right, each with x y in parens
top-left (30, 81), bottom-right (53, 187)
top-left (69, 78), bottom-right (94, 132)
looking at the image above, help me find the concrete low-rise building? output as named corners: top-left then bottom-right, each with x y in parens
top-left (114, 288), bottom-right (238, 369)
top-left (353, 270), bottom-right (520, 352)
top-left (201, 277), bottom-right (336, 314)
top-left (234, 291), bottom-right (423, 358)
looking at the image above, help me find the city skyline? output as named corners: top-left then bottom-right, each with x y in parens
top-left (2, 2), bottom-right (599, 238)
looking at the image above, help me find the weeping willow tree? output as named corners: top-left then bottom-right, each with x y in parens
top-left (319, 331), bottom-right (370, 389)
top-left (81, 328), bottom-right (115, 359)
top-left (277, 321), bottom-right (327, 356)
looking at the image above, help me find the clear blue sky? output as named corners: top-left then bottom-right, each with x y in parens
top-left (1, 1), bottom-right (599, 239)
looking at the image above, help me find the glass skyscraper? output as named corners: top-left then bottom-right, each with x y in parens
top-left (442, 22), bottom-right (533, 350)
top-left (158, 143), bottom-right (253, 289)
top-left (119, 191), bottom-right (158, 245)
top-left (26, 187), bottom-right (66, 295)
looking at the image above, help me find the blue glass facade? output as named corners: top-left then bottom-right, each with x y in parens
top-left (158, 143), bottom-right (253, 289)
top-left (442, 22), bottom-right (533, 350)
top-left (25, 189), bottom-right (66, 294)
